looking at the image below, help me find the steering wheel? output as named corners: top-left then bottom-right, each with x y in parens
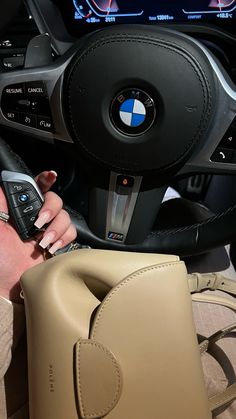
top-left (0, 25), bottom-right (236, 256)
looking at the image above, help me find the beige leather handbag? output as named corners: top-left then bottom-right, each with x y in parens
top-left (20, 249), bottom-right (236, 419)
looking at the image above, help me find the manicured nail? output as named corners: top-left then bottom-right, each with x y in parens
top-left (39, 231), bottom-right (56, 249)
top-left (49, 170), bottom-right (57, 177)
top-left (49, 240), bottom-right (63, 255)
top-left (34, 211), bottom-right (51, 229)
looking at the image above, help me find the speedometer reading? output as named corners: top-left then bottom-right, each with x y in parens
top-left (73, 0), bottom-right (143, 21)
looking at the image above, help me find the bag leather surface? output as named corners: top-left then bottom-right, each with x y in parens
top-left (21, 249), bottom-right (211, 419)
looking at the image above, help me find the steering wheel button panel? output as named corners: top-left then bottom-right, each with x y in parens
top-left (211, 147), bottom-right (234, 163)
top-left (218, 116), bottom-right (236, 149)
top-left (37, 116), bottom-right (53, 131)
top-left (1, 81), bottom-right (54, 132)
top-left (19, 112), bottom-right (37, 128)
top-left (4, 111), bottom-right (19, 122)
top-left (3, 84), bottom-right (25, 95)
top-left (25, 81), bottom-right (47, 96)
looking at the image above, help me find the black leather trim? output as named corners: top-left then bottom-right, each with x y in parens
top-left (68, 201), bottom-right (236, 257)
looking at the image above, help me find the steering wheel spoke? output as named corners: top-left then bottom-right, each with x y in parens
top-left (0, 55), bottom-right (72, 143)
top-left (88, 172), bottom-right (167, 245)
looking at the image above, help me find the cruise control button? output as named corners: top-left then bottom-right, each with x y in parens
top-left (211, 148), bottom-right (234, 163)
top-left (37, 116), bottom-right (53, 132)
top-left (7, 96), bottom-right (51, 115)
top-left (3, 84), bottom-right (25, 95)
top-left (3, 111), bottom-right (19, 122)
top-left (19, 113), bottom-right (37, 128)
top-left (17, 98), bottom-right (31, 109)
top-left (30, 98), bottom-right (51, 115)
top-left (25, 81), bottom-right (47, 96)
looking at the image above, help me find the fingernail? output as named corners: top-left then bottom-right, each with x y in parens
top-left (49, 240), bottom-right (63, 255)
top-left (49, 170), bottom-right (57, 177)
top-left (34, 211), bottom-right (51, 229)
top-left (39, 231), bottom-right (56, 249)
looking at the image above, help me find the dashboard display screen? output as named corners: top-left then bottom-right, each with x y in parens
top-left (72, 0), bottom-right (236, 24)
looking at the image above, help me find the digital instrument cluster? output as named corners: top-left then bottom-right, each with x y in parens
top-left (71, 0), bottom-right (236, 25)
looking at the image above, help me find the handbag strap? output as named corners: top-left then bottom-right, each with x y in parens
top-left (188, 273), bottom-right (236, 413)
top-left (188, 272), bottom-right (236, 298)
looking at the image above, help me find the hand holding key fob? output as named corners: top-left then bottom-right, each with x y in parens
top-left (1, 170), bottom-right (44, 240)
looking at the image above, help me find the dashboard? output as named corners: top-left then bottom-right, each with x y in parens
top-left (73, 0), bottom-right (236, 23)
top-left (54, 0), bottom-right (236, 35)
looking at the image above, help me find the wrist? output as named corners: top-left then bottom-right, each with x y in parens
top-left (0, 247), bottom-right (44, 303)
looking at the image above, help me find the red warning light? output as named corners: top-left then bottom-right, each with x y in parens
top-left (117, 175), bottom-right (135, 188)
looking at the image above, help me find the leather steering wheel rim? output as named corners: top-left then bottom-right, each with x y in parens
top-left (68, 203), bottom-right (236, 256)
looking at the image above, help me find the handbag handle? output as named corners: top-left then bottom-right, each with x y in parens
top-left (189, 272), bottom-right (236, 413)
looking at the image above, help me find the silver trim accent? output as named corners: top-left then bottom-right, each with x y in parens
top-left (106, 172), bottom-right (142, 243)
top-left (0, 211), bottom-right (10, 223)
top-left (1, 170), bottom-right (44, 202)
top-left (193, 39), bottom-right (236, 101)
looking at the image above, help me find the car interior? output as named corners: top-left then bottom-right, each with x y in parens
top-left (0, 0), bottom-right (236, 418)
top-left (0, 0), bottom-right (236, 266)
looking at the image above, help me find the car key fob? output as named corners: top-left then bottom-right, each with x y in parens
top-left (1, 170), bottom-right (44, 240)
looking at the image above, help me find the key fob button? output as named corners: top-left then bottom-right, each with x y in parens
top-left (17, 211), bottom-right (39, 231)
top-left (18, 193), bottom-right (30, 203)
top-left (15, 199), bottom-right (42, 219)
top-left (11, 189), bottom-right (39, 207)
top-left (6, 181), bottom-right (31, 194)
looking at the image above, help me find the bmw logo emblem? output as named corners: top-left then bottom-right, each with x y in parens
top-left (110, 89), bottom-right (156, 136)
